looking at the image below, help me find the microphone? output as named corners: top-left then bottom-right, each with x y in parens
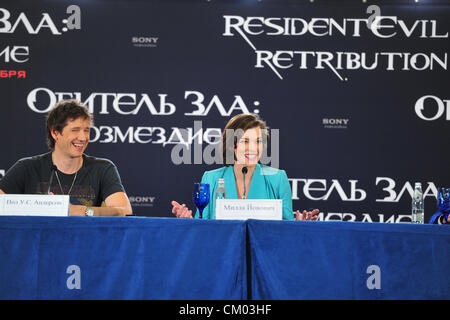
top-left (47, 164), bottom-right (57, 195)
top-left (242, 166), bottom-right (248, 199)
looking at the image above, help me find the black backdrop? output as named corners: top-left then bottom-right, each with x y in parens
top-left (1, 0), bottom-right (449, 222)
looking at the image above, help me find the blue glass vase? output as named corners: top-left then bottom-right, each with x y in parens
top-left (430, 187), bottom-right (450, 224)
top-left (437, 187), bottom-right (450, 214)
top-left (193, 183), bottom-right (210, 219)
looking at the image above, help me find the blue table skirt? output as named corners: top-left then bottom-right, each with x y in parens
top-left (0, 217), bottom-right (448, 300)
top-left (0, 217), bottom-right (247, 299)
top-left (247, 220), bottom-right (450, 300)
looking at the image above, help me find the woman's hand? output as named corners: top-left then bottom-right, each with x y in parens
top-left (171, 201), bottom-right (193, 218)
top-left (295, 209), bottom-right (319, 221)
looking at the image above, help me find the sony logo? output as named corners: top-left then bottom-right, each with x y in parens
top-left (129, 196), bottom-right (155, 203)
top-left (132, 37), bottom-right (158, 44)
top-left (322, 118), bottom-right (349, 125)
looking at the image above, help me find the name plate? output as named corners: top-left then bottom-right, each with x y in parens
top-left (215, 199), bottom-right (282, 220)
top-left (0, 194), bottom-right (70, 217)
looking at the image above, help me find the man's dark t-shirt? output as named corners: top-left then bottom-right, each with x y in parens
top-left (0, 152), bottom-right (125, 206)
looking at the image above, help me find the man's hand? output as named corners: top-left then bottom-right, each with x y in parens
top-left (69, 204), bottom-right (87, 216)
top-left (68, 192), bottom-right (132, 217)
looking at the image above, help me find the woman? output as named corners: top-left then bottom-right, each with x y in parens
top-left (171, 113), bottom-right (319, 221)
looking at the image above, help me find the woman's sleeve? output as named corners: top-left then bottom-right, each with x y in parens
top-left (279, 170), bottom-right (294, 220)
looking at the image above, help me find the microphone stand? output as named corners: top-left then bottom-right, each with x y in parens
top-left (47, 165), bottom-right (57, 195)
top-left (242, 166), bottom-right (248, 199)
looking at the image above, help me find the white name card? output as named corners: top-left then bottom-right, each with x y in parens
top-left (0, 194), bottom-right (70, 217)
top-left (215, 199), bottom-right (282, 220)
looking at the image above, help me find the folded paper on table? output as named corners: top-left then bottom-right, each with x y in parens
top-left (215, 199), bottom-right (282, 220)
top-left (0, 194), bottom-right (70, 216)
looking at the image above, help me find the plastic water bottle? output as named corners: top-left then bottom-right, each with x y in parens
top-left (216, 178), bottom-right (226, 199)
top-left (412, 182), bottom-right (424, 224)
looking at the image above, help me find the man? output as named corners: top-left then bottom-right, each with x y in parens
top-left (0, 99), bottom-right (132, 216)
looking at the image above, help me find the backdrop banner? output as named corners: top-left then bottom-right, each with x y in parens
top-left (1, 0), bottom-right (449, 222)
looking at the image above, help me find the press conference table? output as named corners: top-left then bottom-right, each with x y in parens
top-left (0, 216), bottom-right (448, 300)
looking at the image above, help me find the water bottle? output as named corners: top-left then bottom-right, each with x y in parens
top-left (215, 178), bottom-right (226, 199)
top-left (411, 182), bottom-right (424, 224)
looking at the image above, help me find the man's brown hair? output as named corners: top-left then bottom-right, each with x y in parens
top-left (46, 99), bottom-right (93, 149)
